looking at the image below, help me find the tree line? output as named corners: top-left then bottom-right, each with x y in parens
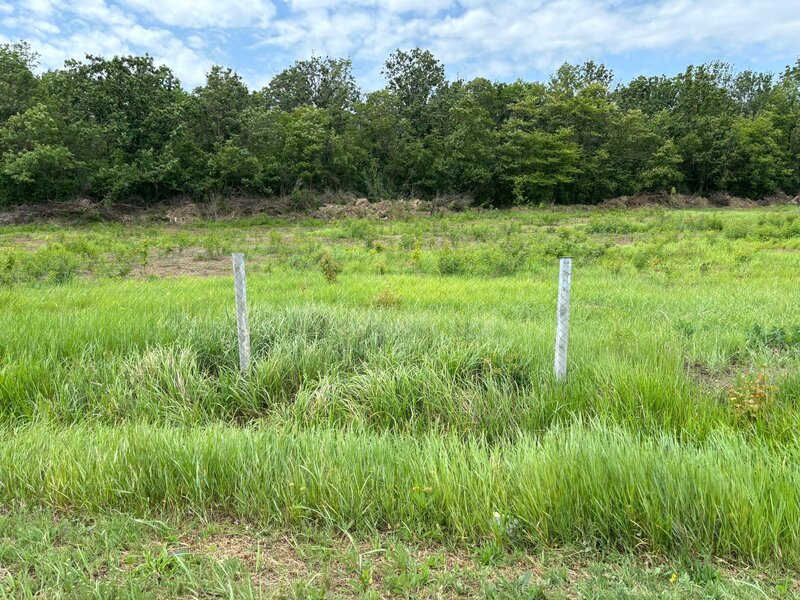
top-left (1, 42), bottom-right (799, 207)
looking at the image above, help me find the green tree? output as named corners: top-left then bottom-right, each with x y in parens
top-left (613, 75), bottom-right (677, 114)
top-left (0, 42), bottom-right (39, 123)
top-left (206, 142), bottom-right (260, 193)
top-left (541, 77), bottom-right (619, 202)
top-left (767, 60), bottom-right (800, 193)
top-left (549, 60), bottom-right (614, 97)
top-left (498, 92), bottom-right (580, 205)
top-left (2, 42), bottom-right (799, 206)
top-left (241, 106), bottom-right (332, 194)
top-left (382, 48), bottom-right (446, 135)
top-left (345, 90), bottom-right (423, 198)
top-left (43, 54), bottom-right (187, 202)
top-left (667, 63), bottom-right (738, 195)
top-left (263, 55), bottom-right (360, 114)
top-left (721, 114), bottom-right (788, 198)
top-left (46, 54), bottom-right (183, 154)
top-left (0, 103), bottom-right (76, 203)
top-left (192, 66), bottom-right (250, 149)
top-left (432, 93), bottom-right (496, 199)
top-left (732, 70), bottom-right (774, 116)
top-left (639, 139), bottom-right (684, 192)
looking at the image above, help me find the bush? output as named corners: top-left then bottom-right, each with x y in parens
top-left (371, 289), bottom-right (401, 308)
top-left (437, 247), bottom-right (468, 275)
top-left (0, 245), bottom-right (82, 284)
top-left (748, 324), bottom-right (800, 350)
top-left (318, 248), bottom-right (342, 283)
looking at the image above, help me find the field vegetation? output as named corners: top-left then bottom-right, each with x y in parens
top-left (2, 205), bottom-right (800, 596)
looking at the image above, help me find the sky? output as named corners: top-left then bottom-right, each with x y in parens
top-left (1, 0), bottom-right (799, 91)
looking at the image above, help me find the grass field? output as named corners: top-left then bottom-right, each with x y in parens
top-left (2, 205), bottom-right (800, 597)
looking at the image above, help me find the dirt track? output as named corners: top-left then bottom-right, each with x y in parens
top-left (1, 192), bottom-right (797, 226)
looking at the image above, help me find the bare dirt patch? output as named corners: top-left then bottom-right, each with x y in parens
top-left (616, 234), bottom-right (637, 245)
top-left (179, 531), bottom-right (355, 593)
top-left (170, 529), bottom-right (553, 596)
top-left (139, 248), bottom-right (231, 278)
top-left (0, 195), bottom-right (442, 226)
top-left (3, 192), bottom-right (798, 228)
top-left (311, 198), bottom-right (434, 220)
top-left (602, 191), bottom-right (799, 209)
top-left (1, 236), bottom-right (49, 250)
top-left (686, 355), bottom-right (795, 395)
top-left (686, 360), bottom-right (738, 391)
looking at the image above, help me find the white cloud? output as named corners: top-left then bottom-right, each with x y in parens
top-left (25, 0), bottom-right (54, 17)
top-left (411, 0), bottom-right (800, 80)
top-left (195, 0), bottom-right (800, 87)
top-left (122, 0), bottom-right (275, 28)
top-left (1, 0), bottom-right (799, 90)
top-left (0, 0), bottom-right (221, 86)
top-left (72, 0), bottom-right (132, 27)
top-left (186, 33), bottom-right (205, 49)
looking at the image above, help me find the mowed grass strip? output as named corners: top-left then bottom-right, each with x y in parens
top-left (2, 422), bottom-right (800, 567)
top-left (1, 508), bottom-right (792, 598)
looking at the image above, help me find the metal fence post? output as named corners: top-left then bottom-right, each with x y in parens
top-left (554, 257), bottom-right (572, 381)
top-left (232, 253), bottom-right (251, 374)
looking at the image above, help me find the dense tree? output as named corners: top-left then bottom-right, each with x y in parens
top-left (1, 43), bottom-right (799, 207)
top-left (613, 75), bottom-right (677, 114)
top-left (344, 90), bottom-right (424, 198)
top-left (432, 93), bottom-right (496, 198)
top-left (0, 42), bottom-right (39, 123)
top-left (45, 54), bottom-right (183, 153)
top-left (263, 56), bottom-right (360, 114)
top-left (549, 61), bottom-right (614, 97)
top-left (239, 106), bottom-right (334, 194)
top-left (721, 115), bottom-right (788, 198)
top-left (731, 70), bottom-right (773, 116)
top-left (382, 48), bottom-right (446, 135)
top-left (0, 104), bottom-right (75, 203)
top-left (639, 139), bottom-right (684, 192)
top-left (498, 90), bottom-right (581, 204)
top-left (192, 66), bottom-right (250, 149)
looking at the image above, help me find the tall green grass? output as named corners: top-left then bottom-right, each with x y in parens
top-left (2, 276), bottom-right (798, 441)
top-left (3, 206), bottom-right (800, 568)
top-left (2, 422), bottom-right (800, 566)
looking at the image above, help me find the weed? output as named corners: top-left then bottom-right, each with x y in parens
top-left (727, 371), bottom-right (776, 421)
top-left (371, 289), bottom-right (401, 308)
top-left (438, 244), bottom-right (468, 275)
top-left (318, 248), bottom-right (342, 283)
top-left (748, 324), bottom-right (800, 351)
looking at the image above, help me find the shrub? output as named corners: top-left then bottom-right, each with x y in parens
top-left (727, 371), bottom-right (775, 421)
top-left (319, 248), bottom-right (342, 283)
top-left (0, 245), bottom-right (82, 284)
top-left (747, 324), bottom-right (800, 350)
top-left (410, 239), bottom-right (422, 266)
top-left (476, 248), bottom-right (523, 276)
top-left (371, 289), bottom-right (401, 308)
top-left (723, 221), bottom-right (750, 240)
top-left (437, 247), bottom-right (468, 275)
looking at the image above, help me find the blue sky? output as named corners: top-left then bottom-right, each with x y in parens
top-left (1, 0), bottom-right (798, 91)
